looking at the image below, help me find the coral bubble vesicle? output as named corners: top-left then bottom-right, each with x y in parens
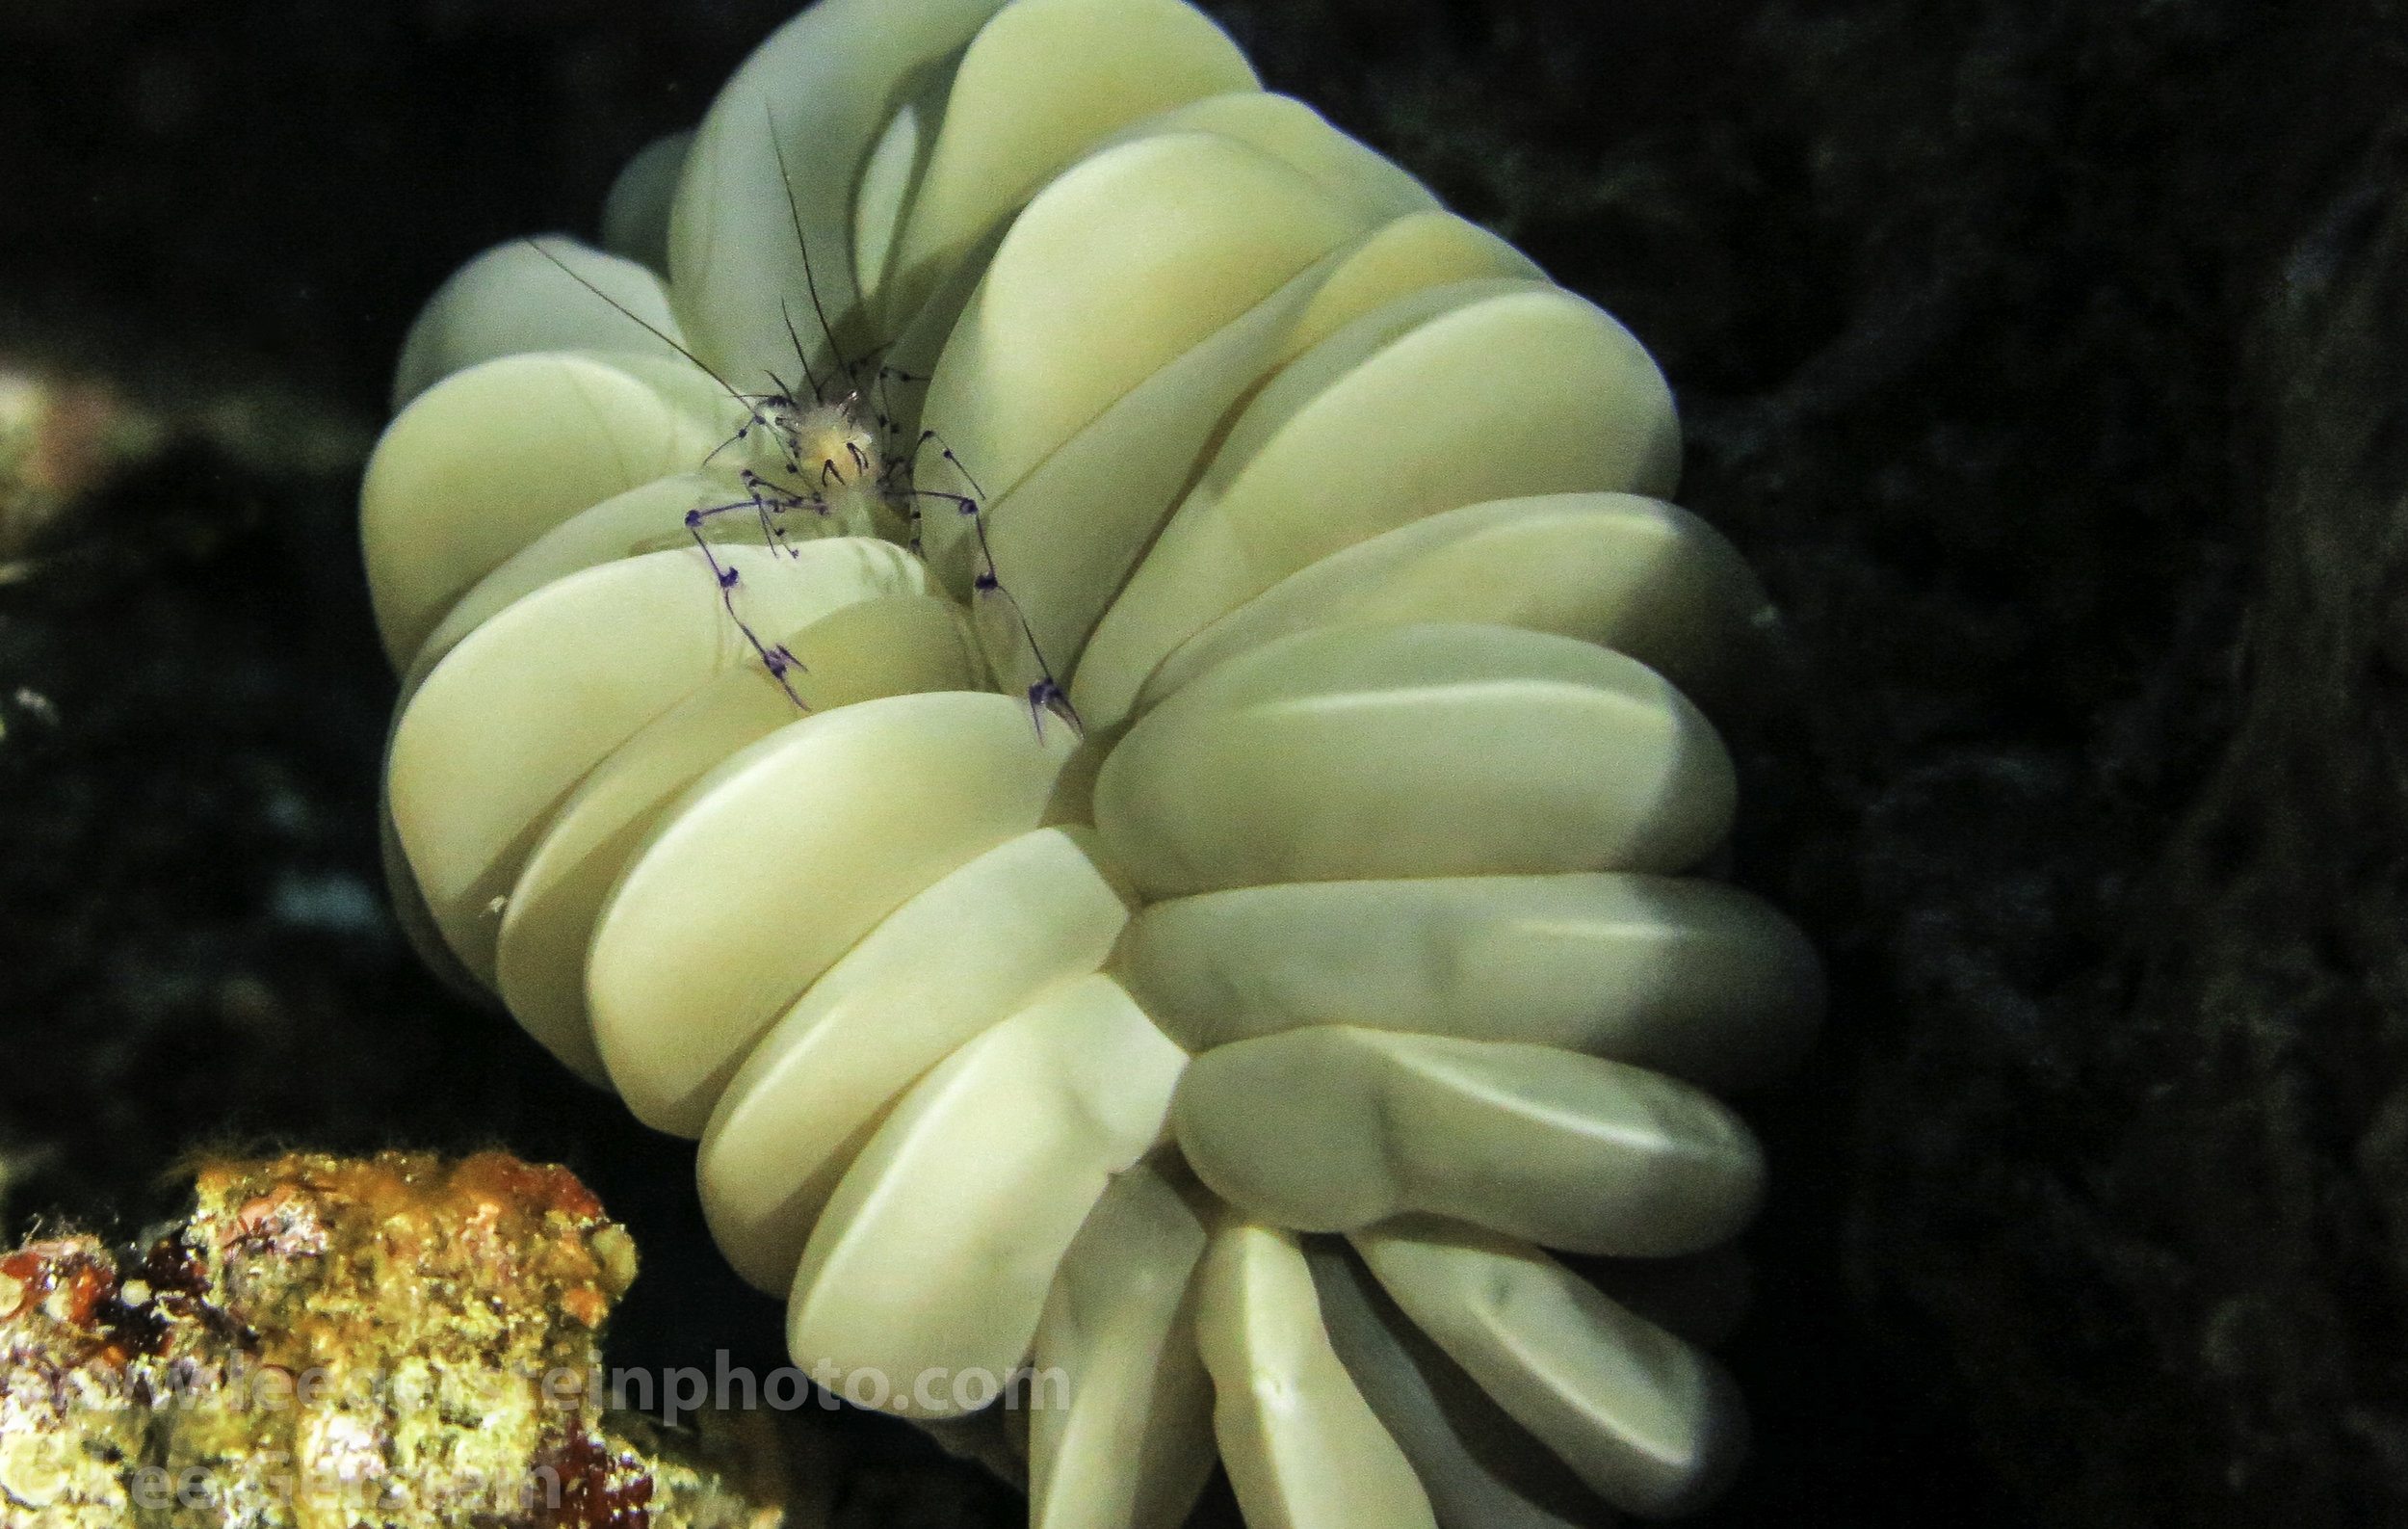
top-left (363, 0), bottom-right (1823, 1523)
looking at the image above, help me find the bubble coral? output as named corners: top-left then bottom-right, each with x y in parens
top-left (363, 1), bottom-right (1825, 1523)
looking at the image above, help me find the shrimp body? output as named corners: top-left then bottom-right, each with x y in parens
top-left (736, 395), bottom-right (877, 532)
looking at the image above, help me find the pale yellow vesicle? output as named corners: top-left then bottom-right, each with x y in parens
top-left (379, 787), bottom-right (486, 1008)
top-left (401, 473), bottom-right (726, 702)
top-left (361, 351), bottom-right (731, 668)
top-left (1073, 280), bottom-right (1679, 719)
top-left (496, 591), bottom-right (980, 1087)
top-left (698, 826), bottom-right (1132, 1293)
top-left (851, 101), bottom-right (924, 305)
top-left (959, 246), bottom-right (1343, 691)
top-left (1302, 1239), bottom-right (1614, 1529)
top-left (917, 131), bottom-right (1363, 559)
top-left (1027, 1160), bottom-right (1217, 1529)
top-left (495, 658), bottom-right (799, 1087)
top-left (1353, 1220), bottom-right (1748, 1518)
top-left (1193, 1218), bottom-right (1437, 1529)
top-left (588, 690), bottom-right (1080, 1136)
top-left (1217, 278), bottom-right (1679, 527)
top-left (960, 196), bottom-right (1540, 703)
top-left (1044, 216), bottom-right (1555, 733)
top-left (938, 124), bottom-right (1482, 681)
top-left (1118, 873), bottom-right (1823, 1092)
top-left (667, 0), bottom-right (1009, 388)
top-left (1097, 92), bottom-right (1434, 232)
top-left (1129, 493), bottom-right (1771, 724)
top-left (880, 0), bottom-right (1258, 331)
top-left (388, 543), bottom-right (869, 987)
top-left (866, 220), bottom-right (1009, 454)
top-left (786, 972), bottom-right (1187, 1416)
top-left (398, 473), bottom-right (884, 704)
top-left (1093, 623), bottom-right (1735, 900)
top-left (600, 130), bottom-right (694, 275)
top-left (1060, 221), bottom-right (1552, 729)
top-left (1272, 210), bottom-right (1542, 367)
top-left (1174, 1026), bottom-right (1765, 1256)
top-left (389, 235), bottom-right (693, 413)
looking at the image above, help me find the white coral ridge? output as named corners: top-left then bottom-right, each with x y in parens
top-left (363, 0), bottom-right (1826, 1523)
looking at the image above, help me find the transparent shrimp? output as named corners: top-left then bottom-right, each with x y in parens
top-left (527, 137), bottom-right (1079, 739)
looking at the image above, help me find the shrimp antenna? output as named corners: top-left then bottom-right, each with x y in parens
top-left (777, 299), bottom-right (824, 401)
top-left (521, 237), bottom-right (752, 410)
top-left (765, 109), bottom-right (854, 391)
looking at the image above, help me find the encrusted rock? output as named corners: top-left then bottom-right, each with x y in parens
top-left (0, 1149), bottom-right (786, 1529)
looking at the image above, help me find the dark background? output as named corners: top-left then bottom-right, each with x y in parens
top-left (4, 1), bottom-right (2407, 1524)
